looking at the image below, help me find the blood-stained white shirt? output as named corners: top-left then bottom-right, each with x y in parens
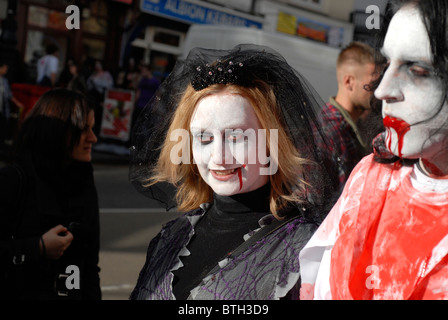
top-left (300, 154), bottom-right (448, 300)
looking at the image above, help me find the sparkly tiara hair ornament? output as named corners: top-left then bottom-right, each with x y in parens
top-left (191, 59), bottom-right (248, 91)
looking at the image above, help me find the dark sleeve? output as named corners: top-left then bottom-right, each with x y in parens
top-left (0, 166), bottom-right (40, 267)
top-left (81, 205), bottom-right (101, 300)
top-left (130, 213), bottom-right (195, 300)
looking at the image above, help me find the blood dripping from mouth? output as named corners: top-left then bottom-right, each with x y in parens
top-left (238, 165), bottom-right (247, 191)
top-left (383, 116), bottom-right (411, 158)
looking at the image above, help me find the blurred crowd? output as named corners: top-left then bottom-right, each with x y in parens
top-left (0, 49), bottom-right (160, 160)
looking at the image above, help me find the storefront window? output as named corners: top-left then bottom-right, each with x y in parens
top-left (24, 30), bottom-right (67, 82)
top-left (82, 37), bottom-right (106, 60)
top-left (82, 16), bottom-right (107, 35)
top-left (28, 5), bottom-right (67, 30)
top-left (153, 30), bottom-right (181, 47)
top-left (288, 0), bottom-right (323, 9)
top-left (89, 0), bottom-right (108, 16)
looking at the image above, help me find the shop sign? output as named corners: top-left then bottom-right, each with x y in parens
top-left (140, 0), bottom-right (263, 28)
top-left (100, 89), bottom-right (135, 142)
top-left (277, 11), bottom-right (345, 48)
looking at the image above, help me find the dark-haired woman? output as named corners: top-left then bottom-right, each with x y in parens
top-left (300, 0), bottom-right (448, 300)
top-left (0, 88), bottom-right (101, 300)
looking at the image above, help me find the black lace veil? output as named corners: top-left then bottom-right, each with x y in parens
top-left (129, 44), bottom-right (341, 223)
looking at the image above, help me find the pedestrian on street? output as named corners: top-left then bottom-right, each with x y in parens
top-left (319, 41), bottom-right (381, 193)
top-left (0, 88), bottom-right (101, 300)
top-left (132, 64), bottom-right (160, 134)
top-left (87, 60), bottom-right (114, 136)
top-left (129, 44), bottom-right (341, 300)
top-left (36, 44), bottom-right (59, 88)
top-left (0, 59), bottom-right (24, 148)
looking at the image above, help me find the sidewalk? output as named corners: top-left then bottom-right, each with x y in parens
top-left (0, 148), bottom-right (129, 167)
top-left (91, 142), bottom-right (130, 165)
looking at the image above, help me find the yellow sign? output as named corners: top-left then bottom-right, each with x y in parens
top-left (276, 12), bottom-right (297, 35)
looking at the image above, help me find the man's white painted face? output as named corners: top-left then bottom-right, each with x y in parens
top-left (375, 5), bottom-right (448, 160)
top-left (189, 91), bottom-right (269, 196)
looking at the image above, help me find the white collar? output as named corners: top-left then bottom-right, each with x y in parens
top-left (411, 162), bottom-right (448, 194)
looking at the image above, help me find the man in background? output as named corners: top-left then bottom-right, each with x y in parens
top-left (36, 44), bottom-right (59, 87)
top-left (321, 41), bottom-right (381, 192)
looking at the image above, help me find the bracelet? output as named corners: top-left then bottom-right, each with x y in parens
top-left (40, 236), bottom-right (46, 258)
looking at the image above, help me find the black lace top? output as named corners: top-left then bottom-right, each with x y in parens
top-left (172, 183), bottom-right (271, 299)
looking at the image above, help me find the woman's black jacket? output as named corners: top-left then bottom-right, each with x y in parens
top-left (0, 159), bottom-right (101, 300)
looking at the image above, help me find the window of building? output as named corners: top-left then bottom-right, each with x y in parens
top-left (287, 0), bottom-right (324, 11)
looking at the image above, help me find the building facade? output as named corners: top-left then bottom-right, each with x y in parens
top-left (0, 0), bottom-right (384, 88)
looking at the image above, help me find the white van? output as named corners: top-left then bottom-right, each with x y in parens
top-left (182, 24), bottom-right (341, 101)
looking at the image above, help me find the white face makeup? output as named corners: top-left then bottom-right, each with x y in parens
top-left (190, 91), bottom-right (269, 196)
top-left (375, 5), bottom-right (448, 165)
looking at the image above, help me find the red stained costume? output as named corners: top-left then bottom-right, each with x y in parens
top-left (300, 154), bottom-right (448, 300)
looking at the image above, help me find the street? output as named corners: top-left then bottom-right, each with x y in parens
top-left (93, 157), bottom-right (182, 300)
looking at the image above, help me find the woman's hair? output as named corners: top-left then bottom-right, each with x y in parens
top-left (378, 0), bottom-right (448, 84)
top-left (14, 88), bottom-right (94, 174)
top-left (369, 0), bottom-right (448, 163)
top-left (147, 83), bottom-right (308, 218)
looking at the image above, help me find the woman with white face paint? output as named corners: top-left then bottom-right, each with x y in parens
top-left (300, 0), bottom-right (448, 300)
top-left (129, 45), bottom-right (341, 300)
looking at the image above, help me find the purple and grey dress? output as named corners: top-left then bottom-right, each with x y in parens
top-left (130, 184), bottom-right (317, 300)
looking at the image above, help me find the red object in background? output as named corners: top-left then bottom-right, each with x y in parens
top-left (11, 83), bottom-right (50, 120)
